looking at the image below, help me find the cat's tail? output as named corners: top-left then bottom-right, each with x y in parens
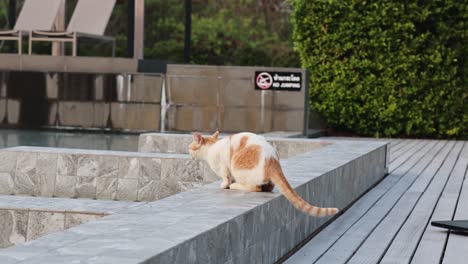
top-left (266, 158), bottom-right (339, 217)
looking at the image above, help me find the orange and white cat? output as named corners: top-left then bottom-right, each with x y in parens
top-left (189, 131), bottom-right (339, 217)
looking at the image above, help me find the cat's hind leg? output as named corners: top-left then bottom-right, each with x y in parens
top-left (220, 167), bottom-right (233, 189)
top-left (229, 183), bottom-right (261, 192)
top-left (261, 181), bottom-right (275, 192)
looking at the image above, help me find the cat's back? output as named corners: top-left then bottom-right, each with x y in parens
top-left (230, 132), bottom-right (265, 145)
top-left (230, 132), bottom-right (276, 158)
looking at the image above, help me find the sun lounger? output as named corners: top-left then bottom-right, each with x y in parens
top-left (29, 0), bottom-right (116, 56)
top-left (0, 0), bottom-right (62, 55)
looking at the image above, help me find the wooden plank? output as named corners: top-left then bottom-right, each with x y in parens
top-left (390, 138), bottom-right (413, 154)
top-left (442, 142), bottom-right (468, 264)
top-left (345, 141), bottom-right (457, 264)
top-left (390, 139), bottom-right (407, 153)
top-left (390, 139), bottom-right (418, 158)
top-left (389, 140), bottom-right (429, 173)
top-left (390, 139), bottom-right (403, 149)
top-left (314, 140), bottom-right (446, 264)
top-left (410, 142), bottom-right (467, 264)
top-left (284, 186), bottom-right (388, 264)
top-left (388, 139), bottom-right (405, 158)
top-left (390, 140), bottom-right (420, 165)
top-left (284, 140), bottom-right (439, 264)
top-left (378, 141), bottom-right (464, 264)
top-left (309, 141), bottom-right (445, 264)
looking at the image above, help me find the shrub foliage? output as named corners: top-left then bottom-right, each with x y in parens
top-left (292, 0), bottom-right (467, 138)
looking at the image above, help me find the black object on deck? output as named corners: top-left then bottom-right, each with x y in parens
top-left (431, 220), bottom-right (468, 232)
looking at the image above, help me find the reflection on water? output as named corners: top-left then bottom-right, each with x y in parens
top-left (0, 129), bottom-right (139, 152)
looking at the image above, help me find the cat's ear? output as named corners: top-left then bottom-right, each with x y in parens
top-left (212, 131), bottom-right (219, 140)
top-left (193, 132), bottom-right (204, 145)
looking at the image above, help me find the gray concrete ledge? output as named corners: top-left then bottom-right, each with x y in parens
top-left (0, 140), bottom-right (388, 264)
top-left (0, 195), bottom-right (140, 214)
top-left (138, 133), bottom-right (330, 159)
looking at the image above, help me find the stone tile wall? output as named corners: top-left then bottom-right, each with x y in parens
top-left (0, 194), bottom-right (138, 249)
top-left (0, 208), bottom-right (103, 248)
top-left (0, 147), bottom-right (217, 201)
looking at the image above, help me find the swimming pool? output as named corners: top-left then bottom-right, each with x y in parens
top-left (0, 128), bottom-right (140, 151)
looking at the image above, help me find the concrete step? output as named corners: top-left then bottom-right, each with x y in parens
top-left (0, 139), bottom-right (388, 264)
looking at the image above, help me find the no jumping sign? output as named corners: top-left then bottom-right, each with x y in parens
top-left (254, 71), bottom-right (302, 91)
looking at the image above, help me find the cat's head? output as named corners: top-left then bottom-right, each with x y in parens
top-left (188, 131), bottom-right (220, 159)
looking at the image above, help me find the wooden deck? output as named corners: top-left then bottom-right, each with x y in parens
top-left (285, 139), bottom-right (468, 264)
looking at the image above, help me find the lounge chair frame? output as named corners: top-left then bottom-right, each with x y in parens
top-left (0, 0), bottom-right (62, 55)
top-left (28, 0), bottom-right (116, 57)
top-left (28, 31), bottom-right (116, 57)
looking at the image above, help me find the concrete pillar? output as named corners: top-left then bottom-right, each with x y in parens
top-left (134, 0), bottom-right (144, 59)
top-left (52, 0), bottom-right (66, 56)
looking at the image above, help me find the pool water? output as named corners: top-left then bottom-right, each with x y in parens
top-left (0, 128), bottom-right (140, 151)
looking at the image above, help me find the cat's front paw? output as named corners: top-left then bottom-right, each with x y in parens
top-left (220, 182), bottom-right (230, 189)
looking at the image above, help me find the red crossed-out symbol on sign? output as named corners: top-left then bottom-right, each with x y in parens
top-left (256, 72), bottom-right (273, 90)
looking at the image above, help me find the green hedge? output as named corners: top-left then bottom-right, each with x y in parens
top-left (292, 0), bottom-right (467, 138)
